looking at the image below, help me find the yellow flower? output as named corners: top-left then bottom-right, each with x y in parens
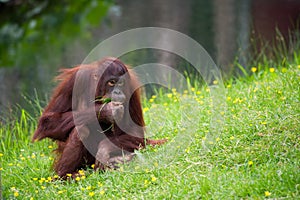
top-left (251, 67), bottom-right (257, 72)
top-left (58, 190), bottom-right (64, 194)
top-left (100, 190), bottom-right (105, 195)
top-left (143, 107), bottom-right (149, 113)
top-left (97, 182), bottom-right (103, 187)
top-left (86, 186), bottom-right (92, 190)
top-left (81, 175), bottom-right (86, 180)
top-left (0, 167), bottom-right (3, 171)
top-left (89, 192), bottom-right (95, 197)
top-left (66, 173), bottom-right (72, 177)
top-left (265, 191), bottom-right (271, 197)
top-left (216, 137), bottom-right (220, 142)
top-left (297, 65), bottom-right (300, 69)
top-left (227, 84), bottom-right (231, 88)
top-left (78, 170), bottom-right (85, 176)
top-left (14, 191), bottom-right (19, 197)
top-left (48, 145), bottom-right (53, 149)
top-left (226, 97), bottom-right (231, 101)
top-left (213, 80), bottom-right (218, 85)
top-left (151, 176), bottom-right (157, 182)
top-left (185, 147), bottom-right (190, 153)
top-left (53, 175), bottom-right (59, 179)
top-left (196, 91), bottom-right (201, 95)
top-left (0, 153), bottom-right (3, 157)
top-left (149, 98), bottom-right (154, 103)
top-left (167, 93), bottom-right (172, 98)
top-left (248, 161), bottom-right (253, 166)
top-left (281, 68), bottom-right (287, 73)
top-left (230, 136), bottom-right (235, 140)
top-left (75, 177), bottom-right (81, 181)
top-left (198, 100), bottom-right (204, 105)
top-left (233, 98), bottom-right (239, 104)
top-left (269, 68), bottom-right (275, 73)
top-left (41, 186), bottom-right (46, 190)
top-left (91, 164), bottom-right (95, 169)
top-left (151, 95), bottom-right (157, 99)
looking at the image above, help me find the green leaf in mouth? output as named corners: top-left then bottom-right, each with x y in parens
top-left (94, 96), bottom-right (112, 104)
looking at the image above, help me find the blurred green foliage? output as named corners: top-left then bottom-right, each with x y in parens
top-left (0, 0), bottom-right (111, 67)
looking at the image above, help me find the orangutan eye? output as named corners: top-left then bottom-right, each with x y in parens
top-left (108, 80), bottom-right (116, 87)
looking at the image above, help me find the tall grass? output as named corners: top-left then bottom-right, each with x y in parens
top-left (233, 28), bottom-right (300, 78)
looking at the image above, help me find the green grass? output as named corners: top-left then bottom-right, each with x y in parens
top-left (1, 57), bottom-right (300, 199)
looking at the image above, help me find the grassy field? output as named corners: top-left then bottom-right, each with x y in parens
top-left (0, 53), bottom-right (300, 199)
